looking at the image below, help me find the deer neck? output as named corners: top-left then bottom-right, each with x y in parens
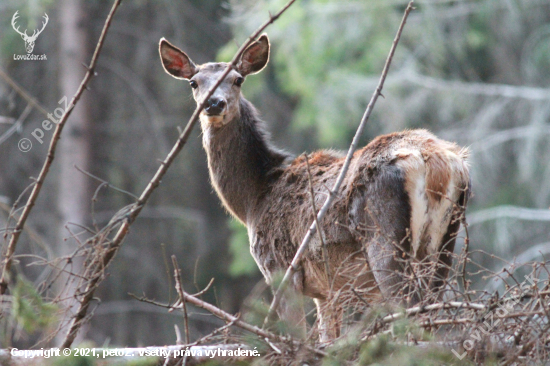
top-left (202, 97), bottom-right (291, 224)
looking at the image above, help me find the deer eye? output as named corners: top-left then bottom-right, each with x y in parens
top-left (189, 80), bottom-right (198, 89)
top-left (234, 77), bottom-right (244, 87)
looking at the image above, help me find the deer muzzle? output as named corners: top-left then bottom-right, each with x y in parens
top-left (205, 97), bottom-right (226, 116)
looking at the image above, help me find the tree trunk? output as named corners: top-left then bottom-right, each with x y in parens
top-left (55, 0), bottom-right (91, 345)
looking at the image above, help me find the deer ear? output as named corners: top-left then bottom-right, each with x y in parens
top-left (159, 38), bottom-right (197, 80)
top-left (237, 34), bottom-right (270, 76)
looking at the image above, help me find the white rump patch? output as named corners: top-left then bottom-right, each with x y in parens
top-left (395, 153), bottom-right (427, 257)
top-left (427, 175), bottom-right (456, 255)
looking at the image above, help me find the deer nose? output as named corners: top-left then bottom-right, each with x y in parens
top-left (205, 97), bottom-right (226, 115)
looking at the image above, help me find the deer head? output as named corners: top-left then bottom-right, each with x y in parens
top-left (12, 11), bottom-right (49, 54)
top-left (159, 35), bottom-right (270, 128)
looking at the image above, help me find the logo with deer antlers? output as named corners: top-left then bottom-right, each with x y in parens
top-left (11, 11), bottom-right (49, 54)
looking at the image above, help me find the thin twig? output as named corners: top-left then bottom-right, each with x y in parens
top-left (73, 165), bottom-right (139, 200)
top-left (0, 0), bottom-right (123, 296)
top-left (380, 301), bottom-right (486, 325)
top-left (460, 216), bottom-right (472, 302)
top-left (172, 255), bottom-right (190, 344)
top-left (0, 67), bottom-right (49, 117)
top-left (303, 153), bottom-right (332, 286)
top-left (0, 104), bottom-right (32, 146)
top-left (502, 321), bottom-right (550, 366)
top-left (264, 0), bottom-right (416, 327)
top-left (174, 324), bottom-right (183, 345)
top-left (60, 0), bottom-right (299, 348)
top-left (191, 278), bottom-right (215, 298)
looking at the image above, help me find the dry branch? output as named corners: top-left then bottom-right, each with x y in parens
top-left (406, 70), bottom-right (550, 101)
top-left (172, 255), bottom-right (190, 344)
top-left (379, 301), bottom-right (487, 325)
top-left (60, 0), bottom-right (299, 348)
top-left (171, 283), bottom-right (326, 358)
top-left (264, 0), bottom-right (416, 327)
top-left (0, 0), bottom-right (122, 296)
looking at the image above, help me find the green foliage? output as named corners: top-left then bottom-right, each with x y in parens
top-left (226, 0), bottom-right (410, 146)
top-left (242, 295), bottom-right (269, 328)
top-left (357, 337), bottom-right (468, 366)
top-left (48, 355), bottom-right (158, 366)
top-left (228, 219), bottom-right (259, 277)
top-left (269, 4), bottom-right (399, 145)
top-left (223, 0), bottom-right (550, 267)
top-left (322, 321), bottom-right (472, 366)
top-left (50, 355), bottom-right (96, 366)
top-left (316, 309), bottom-right (480, 366)
top-left (12, 276), bottom-right (58, 335)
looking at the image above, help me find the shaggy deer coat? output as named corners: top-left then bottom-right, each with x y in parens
top-left (159, 34), bottom-right (471, 341)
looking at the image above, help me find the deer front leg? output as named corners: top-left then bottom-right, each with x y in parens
top-left (277, 288), bottom-right (306, 339)
top-left (314, 298), bottom-right (342, 343)
top-left (271, 269), bottom-right (307, 338)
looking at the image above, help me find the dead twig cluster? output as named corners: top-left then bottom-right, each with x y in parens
top-left (129, 238), bottom-right (548, 365)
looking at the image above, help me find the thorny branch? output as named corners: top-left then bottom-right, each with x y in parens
top-left (61, 0), bottom-right (299, 349)
top-left (264, 0), bottom-right (416, 327)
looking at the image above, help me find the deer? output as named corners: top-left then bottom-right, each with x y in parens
top-left (159, 34), bottom-right (471, 342)
top-left (11, 11), bottom-right (49, 54)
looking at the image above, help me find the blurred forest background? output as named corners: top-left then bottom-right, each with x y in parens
top-left (0, 0), bottom-right (549, 350)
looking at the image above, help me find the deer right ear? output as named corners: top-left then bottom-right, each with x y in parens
top-left (159, 38), bottom-right (197, 80)
top-left (237, 34), bottom-right (270, 76)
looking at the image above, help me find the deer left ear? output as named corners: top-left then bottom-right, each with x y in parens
top-left (159, 38), bottom-right (197, 80)
top-left (237, 34), bottom-right (270, 77)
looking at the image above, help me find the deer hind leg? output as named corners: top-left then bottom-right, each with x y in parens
top-left (429, 186), bottom-right (470, 295)
top-left (314, 298), bottom-right (343, 343)
top-left (365, 236), bottom-right (420, 306)
top-left (350, 165), bottom-right (417, 306)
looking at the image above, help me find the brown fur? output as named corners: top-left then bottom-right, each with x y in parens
top-left (159, 35), bottom-right (471, 342)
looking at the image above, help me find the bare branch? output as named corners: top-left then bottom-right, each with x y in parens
top-left (0, 104), bottom-right (32, 146)
top-left (171, 285), bottom-right (326, 357)
top-left (405, 70), bottom-right (550, 101)
top-left (60, 0), bottom-right (299, 348)
top-left (0, 0), bottom-right (123, 296)
top-left (468, 205), bottom-right (550, 226)
top-left (172, 256), bottom-right (190, 345)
